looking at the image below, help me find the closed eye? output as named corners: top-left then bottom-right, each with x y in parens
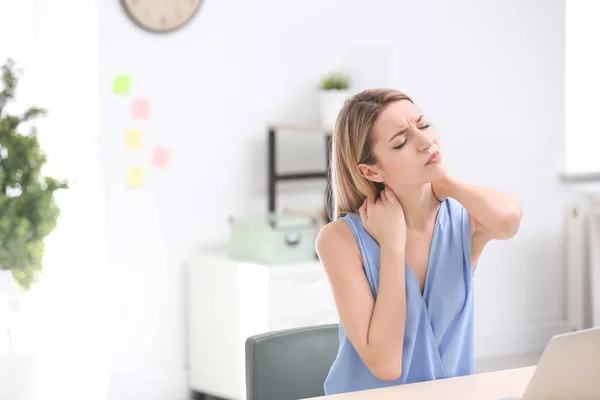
top-left (392, 123), bottom-right (430, 149)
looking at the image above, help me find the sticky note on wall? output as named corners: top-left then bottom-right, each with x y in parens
top-left (132, 98), bottom-right (150, 120)
top-left (125, 166), bottom-right (145, 189)
top-left (112, 75), bottom-right (132, 96)
top-left (152, 146), bottom-right (170, 168)
top-left (124, 129), bottom-right (143, 150)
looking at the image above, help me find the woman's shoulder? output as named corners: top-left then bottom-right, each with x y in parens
top-left (315, 217), bottom-right (363, 271)
top-left (316, 217), bottom-right (357, 252)
top-left (443, 197), bottom-right (466, 213)
top-left (442, 198), bottom-right (470, 225)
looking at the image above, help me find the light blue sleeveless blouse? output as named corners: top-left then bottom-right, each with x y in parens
top-left (323, 198), bottom-right (475, 395)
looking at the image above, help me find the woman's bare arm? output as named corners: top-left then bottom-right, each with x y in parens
top-left (316, 219), bottom-right (406, 381)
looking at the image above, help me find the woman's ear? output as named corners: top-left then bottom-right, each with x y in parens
top-left (357, 163), bottom-right (384, 183)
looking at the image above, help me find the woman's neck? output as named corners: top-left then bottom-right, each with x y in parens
top-left (391, 183), bottom-right (441, 232)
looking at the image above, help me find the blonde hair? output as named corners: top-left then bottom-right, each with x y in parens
top-left (330, 88), bottom-right (413, 219)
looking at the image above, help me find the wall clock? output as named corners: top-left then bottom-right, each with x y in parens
top-left (120, 0), bottom-right (203, 34)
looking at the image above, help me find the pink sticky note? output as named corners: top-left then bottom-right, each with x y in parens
top-left (131, 98), bottom-right (150, 120)
top-left (152, 146), bottom-right (170, 168)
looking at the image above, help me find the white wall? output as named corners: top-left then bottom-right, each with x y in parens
top-left (2, 0), bottom-right (566, 398)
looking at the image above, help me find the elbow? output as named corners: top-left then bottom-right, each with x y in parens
top-left (367, 357), bottom-right (403, 382)
top-left (495, 203), bottom-right (523, 240)
top-left (374, 366), bottom-right (402, 382)
top-left (372, 364), bottom-right (402, 382)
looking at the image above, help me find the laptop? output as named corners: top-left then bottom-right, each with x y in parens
top-left (501, 326), bottom-right (600, 400)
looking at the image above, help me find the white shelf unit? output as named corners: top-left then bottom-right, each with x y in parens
top-left (187, 250), bottom-right (338, 400)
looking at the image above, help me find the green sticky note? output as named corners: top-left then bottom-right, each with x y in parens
top-left (112, 75), bottom-right (131, 96)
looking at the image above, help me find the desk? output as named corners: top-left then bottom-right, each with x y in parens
top-left (305, 366), bottom-right (536, 400)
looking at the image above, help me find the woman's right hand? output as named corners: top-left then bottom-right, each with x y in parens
top-left (359, 185), bottom-right (406, 248)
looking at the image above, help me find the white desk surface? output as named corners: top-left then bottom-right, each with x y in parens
top-left (306, 366), bottom-right (536, 400)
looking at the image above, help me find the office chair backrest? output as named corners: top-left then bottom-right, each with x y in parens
top-left (245, 324), bottom-right (339, 400)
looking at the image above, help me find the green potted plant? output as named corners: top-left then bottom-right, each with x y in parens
top-left (0, 58), bottom-right (69, 291)
top-left (318, 72), bottom-right (351, 130)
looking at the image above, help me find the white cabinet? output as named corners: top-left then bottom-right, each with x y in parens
top-left (187, 250), bottom-right (338, 400)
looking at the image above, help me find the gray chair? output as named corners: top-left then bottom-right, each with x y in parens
top-left (245, 324), bottom-right (339, 400)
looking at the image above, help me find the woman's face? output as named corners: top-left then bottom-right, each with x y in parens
top-left (358, 99), bottom-right (446, 188)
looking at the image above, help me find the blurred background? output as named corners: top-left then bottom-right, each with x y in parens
top-left (0, 0), bottom-right (599, 399)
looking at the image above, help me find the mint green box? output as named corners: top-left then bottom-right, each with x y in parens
top-left (229, 213), bottom-right (318, 264)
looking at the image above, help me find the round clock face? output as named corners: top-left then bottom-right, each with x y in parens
top-left (121, 0), bottom-right (203, 33)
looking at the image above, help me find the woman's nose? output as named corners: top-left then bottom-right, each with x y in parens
top-left (413, 126), bottom-right (434, 151)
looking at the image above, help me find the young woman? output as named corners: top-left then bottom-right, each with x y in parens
top-left (316, 88), bottom-right (522, 395)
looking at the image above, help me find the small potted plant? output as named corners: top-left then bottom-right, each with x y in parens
top-left (318, 72), bottom-right (351, 130)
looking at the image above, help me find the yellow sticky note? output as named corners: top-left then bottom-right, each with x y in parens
top-left (125, 166), bottom-right (145, 189)
top-left (124, 130), bottom-right (143, 150)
